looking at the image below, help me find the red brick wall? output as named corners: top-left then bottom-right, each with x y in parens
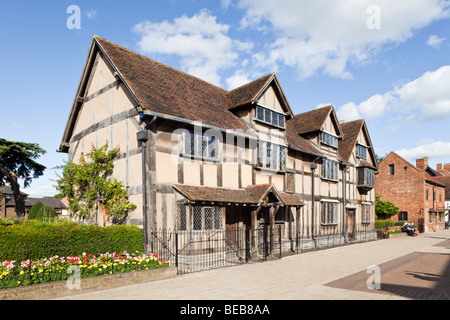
top-left (376, 152), bottom-right (446, 232)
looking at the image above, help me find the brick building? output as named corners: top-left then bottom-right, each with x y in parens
top-left (376, 152), bottom-right (446, 233)
top-left (0, 186), bottom-right (68, 219)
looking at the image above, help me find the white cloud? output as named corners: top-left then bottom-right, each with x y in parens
top-left (336, 65), bottom-right (450, 121)
top-left (396, 140), bottom-right (450, 160)
top-left (86, 9), bottom-right (97, 19)
top-left (133, 9), bottom-right (253, 86)
top-left (12, 123), bottom-right (24, 129)
top-left (226, 70), bottom-right (254, 90)
top-left (238, 0), bottom-right (450, 79)
top-left (427, 34), bottom-right (446, 48)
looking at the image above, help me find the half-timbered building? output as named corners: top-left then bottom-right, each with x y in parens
top-left (59, 36), bottom-right (379, 259)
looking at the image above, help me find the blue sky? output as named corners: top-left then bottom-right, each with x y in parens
top-left (1, 0), bottom-right (450, 197)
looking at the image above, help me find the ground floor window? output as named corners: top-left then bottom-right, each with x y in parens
top-left (429, 212), bottom-right (436, 224)
top-left (178, 204), bottom-right (224, 231)
top-left (438, 212), bottom-right (445, 223)
top-left (361, 203), bottom-right (372, 224)
top-left (398, 211), bottom-right (408, 221)
top-left (321, 200), bottom-right (338, 225)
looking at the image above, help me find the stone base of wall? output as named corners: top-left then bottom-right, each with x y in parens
top-left (388, 232), bottom-right (408, 239)
top-left (0, 266), bottom-right (177, 300)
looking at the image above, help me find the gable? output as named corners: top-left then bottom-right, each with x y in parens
top-left (290, 105), bottom-right (342, 137)
top-left (227, 73), bottom-right (294, 118)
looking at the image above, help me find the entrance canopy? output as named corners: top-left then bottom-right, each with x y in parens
top-left (173, 183), bottom-right (304, 208)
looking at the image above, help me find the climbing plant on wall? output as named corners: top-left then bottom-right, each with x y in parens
top-left (56, 143), bottom-right (136, 224)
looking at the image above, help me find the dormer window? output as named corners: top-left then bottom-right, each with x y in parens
top-left (255, 105), bottom-right (286, 129)
top-left (321, 131), bottom-right (338, 148)
top-left (357, 143), bottom-right (368, 159)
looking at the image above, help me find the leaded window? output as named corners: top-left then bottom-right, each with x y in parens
top-left (257, 140), bottom-right (287, 171)
top-left (321, 201), bottom-right (339, 225)
top-left (322, 159), bottom-right (339, 181)
top-left (255, 106), bottom-right (286, 129)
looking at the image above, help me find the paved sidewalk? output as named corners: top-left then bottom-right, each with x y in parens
top-left (55, 229), bottom-right (450, 300)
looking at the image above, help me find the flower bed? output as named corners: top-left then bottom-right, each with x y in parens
top-left (375, 226), bottom-right (403, 238)
top-left (0, 250), bottom-right (169, 290)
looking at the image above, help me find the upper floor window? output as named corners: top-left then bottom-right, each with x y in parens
top-left (388, 164), bottom-right (395, 175)
top-left (255, 106), bottom-right (285, 129)
top-left (257, 140), bottom-right (287, 171)
top-left (321, 131), bottom-right (338, 148)
top-left (183, 129), bottom-right (219, 161)
top-left (322, 159), bottom-right (339, 181)
top-left (357, 167), bottom-right (375, 189)
top-left (357, 143), bottom-right (368, 159)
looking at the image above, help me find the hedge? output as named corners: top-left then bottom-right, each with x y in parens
top-left (375, 219), bottom-right (405, 229)
top-left (0, 220), bottom-right (144, 261)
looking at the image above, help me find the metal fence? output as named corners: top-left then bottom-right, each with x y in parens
top-left (149, 223), bottom-right (378, 274)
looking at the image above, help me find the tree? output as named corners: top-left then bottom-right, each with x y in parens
top-left (375, 195), bottom-right (399, 218)
top-left (56, 143), bottom-right (136, 224)
top-left (28, 201), bottom-right (44, 220)
top-left (37, 205), bottom-right (57, 221)
top-left (0, 138), bottom-right (46, 219)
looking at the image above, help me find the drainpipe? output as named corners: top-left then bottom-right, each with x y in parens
top-left (137, 112), bottom-right (158, 251)
top-left (310, 157), bottom-right (320, 244)
top-left (342, 165), bottom-right (350, 243)
top-left (137, 129), bottom-right (149, 253)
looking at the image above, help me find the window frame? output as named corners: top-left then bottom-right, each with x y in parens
top-left (357, 167), bottom-right (375, 188)
top-left (179, 204), bottom-right (224, 231)
top-left (255, 105), bottom-right (286, 129)
top-left (361, 203), bottom-right (372, 224)
top-left (257, 139), bottom-right (287, 172)
top-left (320, 131), bottom-right (338, 148)
top-left (388, 164), bottom-right (395, 175)
top-left (183, 129), bottom-right (220, 162)
top-left (321, 159), bottom-right (339, 182)
top-left (398, 211), bottom-right (408, 221)
top-left (357, 143), bottom-right (368, 159)
top-left (321, 200), bottom-right (339, 226)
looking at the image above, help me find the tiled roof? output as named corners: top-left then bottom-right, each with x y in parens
top-left (290, 105), bottom-right (333, 135)
top-left (285, 121), bottom-right (323, 156)
top-left (61, 36), bottom-right (338, 158)
top-left (96, 36), bottom-right (251, 132)
top-left (339, 119), bottom-right (364, 163)
top-left (433, 176), bottom-right (450, 199)
top-left (173, 184), bottom-right (304, 206)
top-left (227, 74), bottom-right (274, 109)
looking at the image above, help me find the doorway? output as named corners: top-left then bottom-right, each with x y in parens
top-left (347, 208), bottom-right (356, 240)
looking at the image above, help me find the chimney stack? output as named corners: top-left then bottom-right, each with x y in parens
top-left (437, 163), bottom-right (443, 170)
top-left (416, 157), bottom-right (428, 170)
top-left (444, 163), bottom-right (450, 171)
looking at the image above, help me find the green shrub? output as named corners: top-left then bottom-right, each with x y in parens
top-left (0, 220), bottom-right (144, 261)
top-left (0, 218), bottom-right (18, 226)
top-left (28, 202), bottom-right (44, 220)
top-left (37, 205), bottom-right (57, 220)
top-left (375, 219), bottom-right (405, 229)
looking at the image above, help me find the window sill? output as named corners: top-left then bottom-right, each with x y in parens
top-left (255, 166), bottom-right (286, 174)
top-left (254, 118), bottom-right (286, 130)
top-left (180, 153), bottom-right (220, 163)
top-left (321, 177), bottom-right (339, 183)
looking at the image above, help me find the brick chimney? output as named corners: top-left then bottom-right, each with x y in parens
top-left (437, 163), bottom-right (443, 170)
top-left (416, 157), bottom-right (428, 170)
top-left (444, 163), bottom-right (450, 171)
